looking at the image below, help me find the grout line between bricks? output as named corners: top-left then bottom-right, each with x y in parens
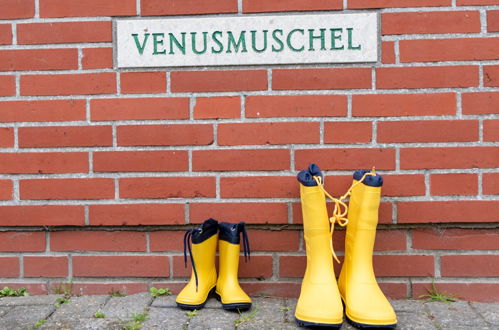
top-left (11, 23), bottom-right (17, 45)
top-left (136, 0), bottom-right (141, 16)
top-left (34, 0), bottom-right (40, 18)
top-left (19, 255), bottom-right (23, 278)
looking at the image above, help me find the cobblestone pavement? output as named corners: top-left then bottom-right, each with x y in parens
top-left (0, 293), bottom-right (497, 329)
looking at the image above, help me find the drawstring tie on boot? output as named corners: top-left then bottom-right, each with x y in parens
top-left (237, 222), bottom-right (251, 262)
top-left (183, 228), bottom-right (199, 291)
top-left (312, 168), bottom-right (376, 263)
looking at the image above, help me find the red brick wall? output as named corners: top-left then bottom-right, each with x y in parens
top-left (0, 0), bottom-right (498, 302)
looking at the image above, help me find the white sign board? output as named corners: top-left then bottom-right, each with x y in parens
top-left (116, 13), bottom-right (379, 68)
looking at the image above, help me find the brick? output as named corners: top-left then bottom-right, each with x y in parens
top-left (0, 232), bottom-right (45, 252)
top-left (0, 76), bottom-right (15, 97)
top-left (412, 283), bottom-right (499, 303)
top-left (241, 282), bottom-right (300, 298)
top-left (462, 92), bottom-right (499, 115)
top-left (117, 124), bottom-right (213, 146)
top-left (293, 201), bottom-right (393, 225)
top-left (51, 231), bottom-right (147, 252)
top-left (273, 68), bottom-right (371, 90)
top-left (120, 72), bottom-right (166, 94)
top-left (91, 98), bottom-right (189, 121)
top-left (18, 21), bottom-right (111, 44)
top-left (0, 257), bottom-right (19, 277)
top-left (40, 0), bottom-right (136, 17)
top-left (22, 73), bottom-right (116, 96)
top-left (218, 122), bottom-right (319, 145)
top-left (400, 147), bottom-right (499, 169)
top-left (353, 93), bottom-right (456, 117)
top-left (120, 177), bottom-right (216, 199)
top-left (0, 205), bottom-right (84, 226)
top-left (382, 41), bottom-right (395, 64)
top-left (150, 231), bottom-right (186, 252)
top-left (24, 256), bottom-right (67, 278)
top-left (374, 255), bottom-right (434, 277)
top-left (400, 38), bottom-right (499, 62)
top-left (398, 201), bottom-right (499, 223)
top-left (94, 151), bottom-right (188, 172)
top-left (0, 100), bottom-right (85, 123)
top-left (382, 174), bottom-right (426, 197)
top-left (378, 120), bottom-right (478, 143)
top-left (89, 204), bottom-right (185, 226)
top-left (0, 180), bottom-right (12, 200)
top-left (0, 127), bottom-right (14, 147)
top-left (141, 0), bottom-right (237, 16)
top-left (246, 229), bottom-right (299, 251)
top-left (0, 24), bottom-right (12, 45)
top-left (430, 173), bottom-right (478, 196)
top-left (487, 10), bottom-right (499, 32)
top-left (382, 11), bottom-right (480, 35)
top-left (295, 148), bottom-right (395, 171)
top-left (0, 49), bottom-right (78, 71)
top-left (194, 97), bottom-right (240, 119)
top-left (458, 0), bottom-right (499, 4)
top-left (377, 66), bottom-right (478, 89)
top-left (19, 126), bottom-right (113, 148)
top-left (442, 255), bottom-right (499, 277)
top-left (0, 0), bottom-right (34, 19)
top-left (189, 203), bottom-right (288, 224)
top-left (412, 228), bottom-right (499, 250)
top-left (348, 0), bottom-right (451, 9)
top-left (243, 0), bottom-right (342, 13)
top-left (246, 95), bottom-right (347, 118)
top-left (192, 149), bottom-right (290, 171)
top-left (220, 176), bottom-right (298, 198)
top-left (82, 48), bottom-right (113, 69)
top-left (324, 121), bottom-right (372, 144)
top-left (53, 282), bottom-right (148, 296)
top-left (73, 256), bottom-right (169, 277)
top-left (483, 173), bottom-right (499, 195)
top-left (0, 152), bottom-right (88, 174)
top-left (484, 65), bottom-right (499, 87)
top-left (20, 178), bottom-right (115, 200)
top-left (171, 70), bottom-right (267, 92)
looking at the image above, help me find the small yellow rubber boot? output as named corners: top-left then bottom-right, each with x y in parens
top-left (215, 222), bottom-right (252, 311)
top-left (176, 218), bottom-right (219, 310)
top-left (338, 170), bottom-right (397, 328)
top-left (295, 164), bottom-right (343, 328)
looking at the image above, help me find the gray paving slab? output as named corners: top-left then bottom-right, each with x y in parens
top-left (0, 294), bottom-right (61, 306)
top-left (189, 307), bottom-right (239, 329)
top-left (424, 301), bottom-right (489, 330)
top-left (142, 306), bottom-right (188, 329)
top-left (391, 300), bottom-right (437, 330)
top-left (0, 305), bottom-right (55, 330)
top-left (41, 295), bottom-right (109, 329)
top-left (471, 302), bottom-right (499, 326)
top-left (0, 306), bottom-right (11, 318)
top-left (151, 294), bottom-right (177, 308)
top-left (237, 297), bottom-right (286, 329)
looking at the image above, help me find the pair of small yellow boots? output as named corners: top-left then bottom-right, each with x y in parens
top-left (176, 219), bottom-right (252, 311)
top-left (295, 165), bottom-right (397, 328)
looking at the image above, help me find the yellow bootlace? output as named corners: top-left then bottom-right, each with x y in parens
top-left (312, 169), bottom-right (376, 263)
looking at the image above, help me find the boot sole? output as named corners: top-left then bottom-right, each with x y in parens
top-left (213, 292), bottom-right (252, 311)
top-left (295, 317), bottom-right (342, 328)
top-left (176, 287), bottom-right (216, 310)
top-left (345, 315), bottom-right (397, 329)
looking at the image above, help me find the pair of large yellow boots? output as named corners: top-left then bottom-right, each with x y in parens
top-left (295, 164), bottom-right (397, 328)
top-left (176, 218), bottom-right (252, 311)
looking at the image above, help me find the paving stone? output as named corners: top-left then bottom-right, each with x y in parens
top-left (142, 306), bottom-right (188, 329)
top-left (389, 300), bottom-right (437, 330)
top-left (0, 305), bottom-right (55, 330)
top-left (237, 297), bottom-right (286, 329)
top-left (471, 302), bottom-right (499, 326)
top-left (424, 301), bottom-right (489, 329)
top-left (41, 295), bottom-right (109, 329)
top-left (0, 306), bottom-right (11, 317)
top-left (188, 307), bottom-right (239, 329)
top-left (151, 294), bottom-right (177, 308)
top-left (0, 294), bottom-right (61, 306)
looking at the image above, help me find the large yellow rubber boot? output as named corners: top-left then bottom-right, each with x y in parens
top-left (176, 218), bottom-right (219, 310)
top-left (295, 164), bottom-right (343, 328)
top-left (215, 222), bottom-right (252, 311)
top-left (338, 170), bottom-right (397, 328)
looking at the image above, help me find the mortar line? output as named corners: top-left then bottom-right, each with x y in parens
top-left (84, 205), bottom-right (89, 226)
top-left (136, 0), bottom-right (141, 16)
top-left (34, 0), bottom-right (40, 18)
top-left (11, 23), bottom-right (17, 45)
